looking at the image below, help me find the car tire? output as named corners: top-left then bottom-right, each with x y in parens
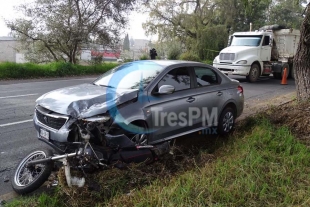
top-left (246, 63), bottom-right (260, 83)
top-left (111, 121), bottom-right (149, 146)
top-left (11, 148), bottom-right (54, 195)
top-left (217, 107), bottom-right (235, 135)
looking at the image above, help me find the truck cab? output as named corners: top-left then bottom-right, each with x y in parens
top-left (213, 31), bottom-right (273, 82)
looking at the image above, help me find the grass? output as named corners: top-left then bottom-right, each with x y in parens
top-left (0, 62), bottom-right (119, 80)
top-left (6, 193), bottom-right (60, 207)
top-left (0, 59), bottom-right (215, 80)
top-left (202, 59), bottom-right (213, 65)
top-left (5, 117), bottom-right (310, 207)
top-left (105, 118), bottom-right (310, 207)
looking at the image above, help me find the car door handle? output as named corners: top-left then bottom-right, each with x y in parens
top-left (217, 92), bottom-right (223, 96)
top-left (187, 97), bottom-right (195, 103)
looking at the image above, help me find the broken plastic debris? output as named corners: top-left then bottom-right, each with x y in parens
top-left (71, 177), bottom-right (85, 187)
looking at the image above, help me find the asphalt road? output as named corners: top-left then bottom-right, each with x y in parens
top-left (0, 75), bottom-right (296, 196)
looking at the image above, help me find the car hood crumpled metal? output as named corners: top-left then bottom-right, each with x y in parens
top-left (36, 83), bottom-right (139, 118)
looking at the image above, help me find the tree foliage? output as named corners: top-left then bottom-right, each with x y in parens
top-left (7, 0), bottom-right (138, 64)
top-left (143, 0), bottom-right (307, 61)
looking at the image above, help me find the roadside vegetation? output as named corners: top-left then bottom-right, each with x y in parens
top-left (5, 101), bottom-right (310, 207)
top-left (0, 62), bottom-right (118, 80)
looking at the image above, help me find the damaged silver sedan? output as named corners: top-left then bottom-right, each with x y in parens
top-left (11, 60), bottom-right (244, 195)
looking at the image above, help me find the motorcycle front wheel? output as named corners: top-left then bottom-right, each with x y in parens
top-left (11, 148), bottom-right (54, 195)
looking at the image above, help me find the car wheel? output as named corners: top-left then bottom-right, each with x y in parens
top-left (11, 148), bottom-right (54, 195)
top-left (246, 63), bottom-right (260, 83)
top-left (217, 107), bottom-right (235, 135)
top-left (112, 122), bottom-right (149, 146)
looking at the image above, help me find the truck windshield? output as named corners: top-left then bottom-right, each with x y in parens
top-left (231, 35), bottom-right (262, 47)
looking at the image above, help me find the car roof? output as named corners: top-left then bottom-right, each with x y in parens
top-left (131, 60), bottom-right (208, 67)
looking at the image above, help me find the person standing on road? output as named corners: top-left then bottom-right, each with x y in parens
top-left (150, 48), bottom-right (157, 60)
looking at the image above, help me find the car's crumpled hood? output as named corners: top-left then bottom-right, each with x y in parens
top-left (36, 83), bottom-right (139, 118)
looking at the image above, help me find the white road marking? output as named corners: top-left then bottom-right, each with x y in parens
top-left (0, 93), bottom-right (38, 99)
top-left (0, 119), bottom-right (33, 127)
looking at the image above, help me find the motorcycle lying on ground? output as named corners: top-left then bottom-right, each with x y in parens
top-left (11, 118), bottom-right (171, 195)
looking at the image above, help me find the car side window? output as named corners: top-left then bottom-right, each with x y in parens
top-left (157, 67), bottom-right (191, 92)
top-left (194, 67), bottom-right (219, 87)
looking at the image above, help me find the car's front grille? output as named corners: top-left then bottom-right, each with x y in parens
top-left (36, 109), bottom-right (67, 130)
top-left (219, 53), bottom-right (235, 61)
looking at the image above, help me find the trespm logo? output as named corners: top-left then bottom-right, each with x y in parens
top-left (198, 127), bottom-right (218, 135)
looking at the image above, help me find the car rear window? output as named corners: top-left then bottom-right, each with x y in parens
top-left (194, 67), bottom-right (219, 87)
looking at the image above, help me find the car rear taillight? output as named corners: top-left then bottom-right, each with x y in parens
top-left (237, 85), bottom-right (243, 94)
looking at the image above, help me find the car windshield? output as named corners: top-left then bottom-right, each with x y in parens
top-left (93, 61), bottom-right (165, 89)
top-left (231, 35), bottom-right (262, 46)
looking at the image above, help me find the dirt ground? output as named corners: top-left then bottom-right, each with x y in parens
top-left (265, 100), bottom-right (310, 147)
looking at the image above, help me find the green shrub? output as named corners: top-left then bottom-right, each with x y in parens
top-left (179, 52), bottom-right (201, 62)
top-left (0, 61), bottom-right (118, 79)
top-left (202, 60), bottom-right (213, 65)
top-left (139, 54), bottom-right (149, 60)
top-left (167, 46), bottom-right (182, 60)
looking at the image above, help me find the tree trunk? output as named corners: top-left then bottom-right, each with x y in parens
top-left (293, 3), bottom-right (310, 102)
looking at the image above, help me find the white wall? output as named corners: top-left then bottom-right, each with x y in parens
top-left (80, 50), bottom-right (91, 61)
top-left (15, 53), bottom-right (27, 63)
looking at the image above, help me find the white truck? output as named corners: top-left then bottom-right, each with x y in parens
top-left (212, 25), bottom-right (300, 82)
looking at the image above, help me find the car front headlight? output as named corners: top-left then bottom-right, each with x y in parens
top-left (236, 60), bottom-right (247, 64)
top-left (82, 115), bottom-right (110, 123)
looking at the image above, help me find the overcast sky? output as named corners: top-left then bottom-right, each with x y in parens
top-left (0, 0), bottom-right (155, 40)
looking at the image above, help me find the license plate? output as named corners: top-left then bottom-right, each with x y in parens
top-left (40, 128), bottom-right (49, 140)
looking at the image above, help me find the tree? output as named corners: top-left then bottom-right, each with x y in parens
top-left (123, 34), bottom-right (130, 51)
top-left (294, 2), bottom-right (310, 101)
top-left (142, 0), bottom-right (272, 61)
top-left (6, 0), bottom-right (138, 64)
top-left (268, 0), bottom-right (305, 29)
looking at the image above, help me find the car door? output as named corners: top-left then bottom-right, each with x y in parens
top-left (188, 66), bottom-right (225, 130)
top-left (146, 66), bottom-right (197, 142)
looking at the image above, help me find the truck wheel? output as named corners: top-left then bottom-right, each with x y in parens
top-left (288, 63), bottom-right (294, 80)
top-left (273, 72), bottom-right (281, 79)
top-left (246, 64), bottom-right (260, 83)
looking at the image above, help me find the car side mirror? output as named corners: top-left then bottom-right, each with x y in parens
top-left (156, 85), bottom-right (175, 95)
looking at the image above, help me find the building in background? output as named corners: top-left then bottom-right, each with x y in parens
top-left (130, 39), bottom-right (151, 59)
top-left (118, 38), bottom-right (151, 60)
top-left (0, 36), bottom-right (26, 63)
top-left (0, 36), bottom-right (150, 63)
top-left (80, 44), bottom-right (121, 62)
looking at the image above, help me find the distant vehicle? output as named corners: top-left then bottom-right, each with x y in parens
top-left (117, 58), bottom-right (123, 63)
top-left (11, 60), bottom-right (244, 195)
top-left (213, 24), bottom-right (300, 82)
